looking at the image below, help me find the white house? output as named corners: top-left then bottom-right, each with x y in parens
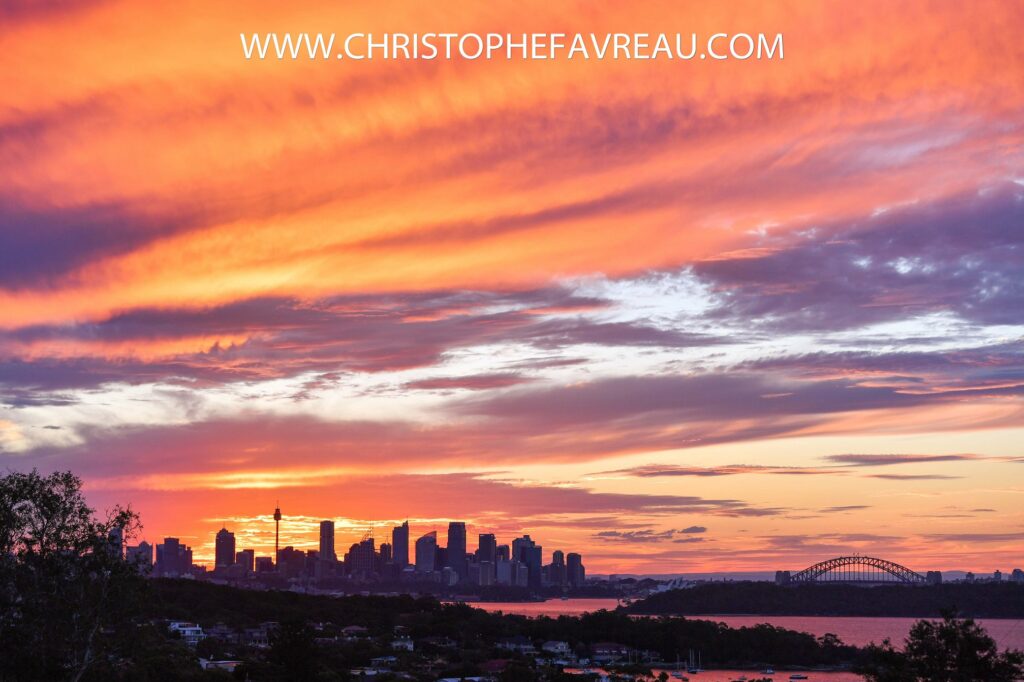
top-left (168, 621), bottom-right (206, 647)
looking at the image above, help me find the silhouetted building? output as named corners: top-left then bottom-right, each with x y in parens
top-left (926, 570), bottom-right (942, 585)
top-left (255, 556), bottom-right (274, 573)
top-left (567, 552), bottom-right (585, 587)
top-left (155, 537), bottom-right (194, 577)
top-left (215, 527), bottom-right (236, 571)
top-left (547, 550), bottom-right (567, 587)
top-left (319, 520), bottom-right (336, 561)
top-left (477, 533), bottom-right (496, 564)
top-left (496, 558), bottom-right (528, 587)
top-left (447, 522), bottom-right (467, 580)
top-left (107, 526), bottom-right (124, 558)
top-left (496, 544), bottom-right (510, 561)
top-left (775, 570), bottom-right (791, 585)
top-left (415, 531), bottom-right (437, 572)
top-left (346, 538), bottom-right (375, 577)
top-left (513, 535), bottom-right (542, 588)
top-left (126, 541), bottom-right (153, 573)
top-left (278, 546), bottom-right (306, 578)
top-left (236, 548), bottom-right (255, 573)
top-left (379, 541), bottom-right (392, 565)
top-left (392, 521), bottom-right (410, 567)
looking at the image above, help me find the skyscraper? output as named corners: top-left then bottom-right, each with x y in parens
top-left (155, 537), bottom-right (192, 577)
top-left (477, 533), bottom-right (496, 564)
top-left (392, 520), bottom-right (410, 567)
top-left (513, 535), bottom-right (542, 588)
top-left (215, 526), bottom-right (236, 570)
top-left (346, 537), bottom-right (375, 576)
top-left (157, 537), bottom-right (181, 576)
top-left (415, 531), bottom-right (437, 572)
top-left (549, 550), bottom-right (566, 587)
top-left (320, 520), bottom-right (336, 562)
top-left (446, 521), bottom-right (467, 580)
top-left (236, 548), bottom-right (255, 573)
top-left (567, 552), bottom-right (585, 587)
top-left (126, 541), bottom-right (153, 573)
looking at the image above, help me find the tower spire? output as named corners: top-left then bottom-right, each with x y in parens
top-left (273, 502), bottom-right (282, 568)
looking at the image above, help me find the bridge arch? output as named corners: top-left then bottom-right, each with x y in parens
top-left (790, 556), bottom-right (926, 584)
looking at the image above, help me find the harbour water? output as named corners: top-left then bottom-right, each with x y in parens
top-left (473, 598), bottom-right (1024, 650)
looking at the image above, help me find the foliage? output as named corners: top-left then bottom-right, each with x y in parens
top-left (0, 469), bottom-right (145, 681)
top-left (145, 579), bottom-right (862, 667)
top-left (858, 611), bottom-right (1024, 682)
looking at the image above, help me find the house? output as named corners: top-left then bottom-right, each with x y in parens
top-left (497, 635), bottom-right (536, 654)
top-left (342, 624), bottom-right (369, 639)
top-left (205, 623), bottom-right (239, 643)
top-left (199, 659), bottom-right (242, 672)
top-left (242, 622), bottom-right (278, 648)
top-left (591, 642), bottom-right (630, 663)
top-left (542, 641), bottom-right (572, 657)
top-left (391, 635), bottom-right (414, 651)
top-left (420, 635), bottom-right (457, 649)
top-left (167, 621), bottom-right (205, 647)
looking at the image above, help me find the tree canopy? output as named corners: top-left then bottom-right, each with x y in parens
top-left (859, 611), bottom-right (1024, 682)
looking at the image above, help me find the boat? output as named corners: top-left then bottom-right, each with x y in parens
top-left (670, 674), bottom-right (688, 681)
top-left (789, 676), bottom-right (809, 680)
top-left (761, 669), bottom-right (774, 675)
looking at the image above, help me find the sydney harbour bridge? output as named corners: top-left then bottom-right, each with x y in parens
top-left (775, 555), bottom-right (938, 586)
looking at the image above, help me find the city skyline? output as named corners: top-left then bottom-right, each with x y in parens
top-left (1, 1), bottom-right (1023, 575)
top-left (130, 513), bottom-right (589, 591)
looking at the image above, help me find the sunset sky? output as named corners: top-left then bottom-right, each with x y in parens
top-left (2, 0), bottom-right (1023, 574)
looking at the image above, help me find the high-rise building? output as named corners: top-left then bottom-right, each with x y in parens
top-left (255, 556), bottom-right (274, 573)
top-left (415, 531), bottom-right (437, 572)
top-left (278, 546), bottom-right (306, 578)
top-left (548, 550), bottom-right (567, 587)
top-left (157, 537), bottom-right (180, 576)
top-left (107, 526), bottom-right (124, 557)
top-left (236, 548), bottom-right (255, 573)
top-left (346, 537), bottom-right (376, 576)
top-left (447, 522), bottom-right (467, 580)
top-left (496, 544), bottom-right (510, 561)
top-left (215, 527), bottom-right (236, 570)
top-left (379, 542), bottom-right (392, 565)
top-left (477, 533), bottom-right (496, 564)
top-left (155, 537), bottom-right (193, 577)
top-left (511, 535), bottom-right (542, 587)
top-left (126, 541), bottom-right (153, 573)
top-left (511, 534), bottom-right (535, 562)
top-left (319, 520), bottom-right (336, 562)
top-left (392, 521), bottom-right (410, 567)
top-left (567, 552), bottom-right (585, 587)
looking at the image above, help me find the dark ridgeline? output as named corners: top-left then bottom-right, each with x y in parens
top-left (627, 580), bottom-right (1024, 619)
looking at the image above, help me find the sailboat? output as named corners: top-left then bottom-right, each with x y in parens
top-left (686, 649), bottom-right (703, 674)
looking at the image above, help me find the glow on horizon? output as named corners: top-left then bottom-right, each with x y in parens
top-left (1, 0), bottom-right (1023, 574)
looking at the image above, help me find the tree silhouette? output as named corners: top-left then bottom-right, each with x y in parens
top-left (860, 611), bottom-right (1024, 682)
top-left (0, 469), bottom-right (144, 681)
